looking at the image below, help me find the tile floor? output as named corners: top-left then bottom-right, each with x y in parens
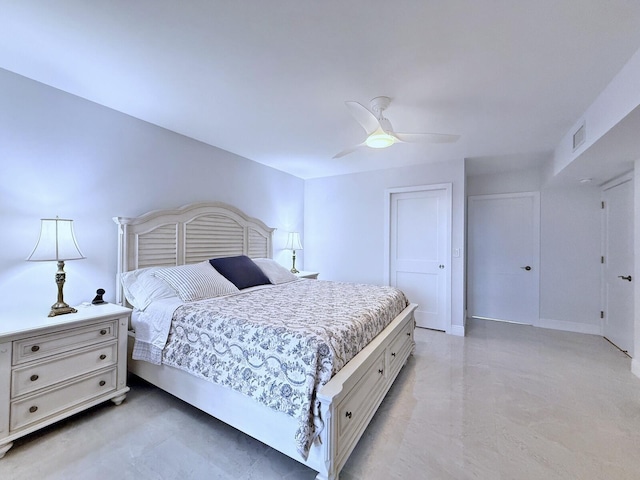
top-left (1, 318), bottom-right (640, 479)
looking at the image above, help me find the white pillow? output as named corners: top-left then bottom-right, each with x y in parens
top-left (153, 261), bottom-right (239, 302)
top-left (120, 267), bottom-right (178, 310)
top-left (253, 258), bottom-right (299, 284)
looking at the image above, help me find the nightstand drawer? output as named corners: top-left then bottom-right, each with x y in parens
top-left (11, 342), bottom-right (117, 397)
top-left (13, 321), bottom-right (117, 365)
top-left (10, 368), bottom-right (117, 431)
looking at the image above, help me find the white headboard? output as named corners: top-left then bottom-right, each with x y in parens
top-left (113, 202), bottom-right (275, 305)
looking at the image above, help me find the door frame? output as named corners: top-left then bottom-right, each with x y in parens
top-left (467, 191), bottom-right (541, 325)
top-left (601, 172), bottom-right (634, 347)
top-left (384, 183), bottom-right (452, 333)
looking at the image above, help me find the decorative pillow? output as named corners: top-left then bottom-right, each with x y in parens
top-left (153, 261), bottom-right (239, 302)
top-left (209, 255), bottom-right (271, 289)
top-left (120, 267), bottom-right (179, 310)
top-left (253, 258), bottom-right (298, 285)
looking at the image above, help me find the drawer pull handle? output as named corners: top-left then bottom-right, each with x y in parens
top-left (345, 411), bottom-right (352, 419)
top-left (31, 345), bottom-right (40, 352)
top-left (29, 406), bottom-right (38, 413)
top-left (100, 329), bottom-right (107, 335)
top-left (99, 380), bottom-right (106, 387)
top-left (30, 374), bottom-right (39, 382)
top-left (391, 352), bottom-right (396, 357)
top-left (378, 369), bottom-right (384, 375)
top-left (99, 354), bottom-right (107, 360)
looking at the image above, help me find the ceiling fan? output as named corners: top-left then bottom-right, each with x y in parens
top-left (333, 96), bottom-right (460, 158)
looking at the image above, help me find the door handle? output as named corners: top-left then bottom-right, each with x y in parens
top-left (520, 266), bottom-right (532, 271)
top-left (618, 275), bottom-right (632, 282)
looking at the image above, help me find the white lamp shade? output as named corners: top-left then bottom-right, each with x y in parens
top-left (284, 232), bottom-right (303, 251)
top-left (26, 218), bottom-right (85, 262)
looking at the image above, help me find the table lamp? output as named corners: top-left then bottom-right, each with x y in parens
top-left (284, 232), bottom-right (303, 274)
top-left (26, 217), bottom-right (86, 317)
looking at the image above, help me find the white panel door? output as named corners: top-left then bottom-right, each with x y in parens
top-left (468, 193), bottom-right (540, 324)
top-left (603, 178), bottom-right (634, 356)
top-left (387, 185), bottom-right (451, 331)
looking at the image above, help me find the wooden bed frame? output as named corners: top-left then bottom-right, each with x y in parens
top-left (113, 202), bottom-right (416, 480)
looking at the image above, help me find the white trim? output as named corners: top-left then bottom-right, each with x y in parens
top-left (632, 358), bottom-right (640, 379)
top-left (449, 324), bottom-right (465, 337)
top-left (384, 183), bottom-right (453, 334)
top-left (537, 318), bottom-right (601, 336)
top-left (601, 171), bottom-right (634, 191)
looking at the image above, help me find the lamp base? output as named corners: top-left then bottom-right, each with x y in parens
top-left (48, 302), bottom-right (77, 317)
top-left (48, 260), bottom-right (77, 317)
top-left (290, 250), bottom-right (299, 274)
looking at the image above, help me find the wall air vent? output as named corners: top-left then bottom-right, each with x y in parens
top-left (573, 122), bottom-right (586, 151)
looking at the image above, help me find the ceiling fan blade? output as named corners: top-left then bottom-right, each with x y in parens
top-left (333, 142), bottom-right (366, 159)
top-left (393, 132), bottom-right (460, 144)
top-left (345, 101), bottom-right (380, 136)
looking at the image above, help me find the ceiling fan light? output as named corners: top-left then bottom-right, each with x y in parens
top-left (365, 132), bottom-right (395, 149)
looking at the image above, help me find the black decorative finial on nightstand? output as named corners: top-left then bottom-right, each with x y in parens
top-left (92, 288), bottom-right (106, 305)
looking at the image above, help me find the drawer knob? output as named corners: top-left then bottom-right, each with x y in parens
top-left (391, 352), bottom-right (396, 357)
top-left (31, 345), bottom-right (40, 352)
top-left (345, 411), bottom-right (352, 419)
top-left (406, 332), bottom-right (411, 336)
top-left (30, 374), bottom-right (39, 382)
top-left (378, 369), bottom-right (384, 375)
top-left (99, 380), bottom-right (106, 387)
top-left (29, 406), bottom-right (38, 413)
top-left (100, 329), bottom-right (107, 335)
top-left (99, 354), bottom-right (107, 360)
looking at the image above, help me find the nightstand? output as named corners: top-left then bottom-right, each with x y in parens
top-left (295, 271), bottom-right (319, 279)
top-left (0, 303), bottom-right (131, 459)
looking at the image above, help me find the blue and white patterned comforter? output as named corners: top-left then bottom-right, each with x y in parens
top-left (160, 279), bottom-right (409, 459)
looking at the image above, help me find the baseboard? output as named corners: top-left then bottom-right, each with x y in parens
top-left (536, 318), bottom-right (601, 335)
top-left (449, 324), bottom-right (465, 337)
top-left (632, 359), bottom-right (640, 379)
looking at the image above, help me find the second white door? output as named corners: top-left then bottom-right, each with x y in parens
top-left (468, 192), bottom-right (540, 324)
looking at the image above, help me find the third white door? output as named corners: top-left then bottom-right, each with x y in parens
top-left (603, 177), bottom-right (634, 356)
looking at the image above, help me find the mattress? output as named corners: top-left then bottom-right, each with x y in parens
top-left (155, 279), bottom-right (408, 458)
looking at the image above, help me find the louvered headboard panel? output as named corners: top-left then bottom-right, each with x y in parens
top-left (248, 227), bottom-right (270, 258)
top-left (114, 202), bottom-right (275, 305)
top-left (137, 223), bottom-right (179, 268)
top-left (185, 214), bottom-right (245, 263)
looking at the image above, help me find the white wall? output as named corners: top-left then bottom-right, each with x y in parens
top-left (0, 69), bottom-right (304, 314)
top-left (467, 169), bottom-right (602, 334)
top-left (304, 158), bottom-right (466, 331)
top-left (466, 167), bottom-right (543, 196)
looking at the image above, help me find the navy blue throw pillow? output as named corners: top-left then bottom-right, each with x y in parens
top-left (209, 255), bottom-right (271, 289)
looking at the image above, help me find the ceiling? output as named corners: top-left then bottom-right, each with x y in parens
top-left (2, 1), bottom-right (640, 180)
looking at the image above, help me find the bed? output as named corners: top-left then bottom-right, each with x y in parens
top-left (113, 202), bottom-right (417, 480)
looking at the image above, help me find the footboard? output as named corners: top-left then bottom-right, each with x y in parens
top-left (314, 303), bottom-right (417, 480)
